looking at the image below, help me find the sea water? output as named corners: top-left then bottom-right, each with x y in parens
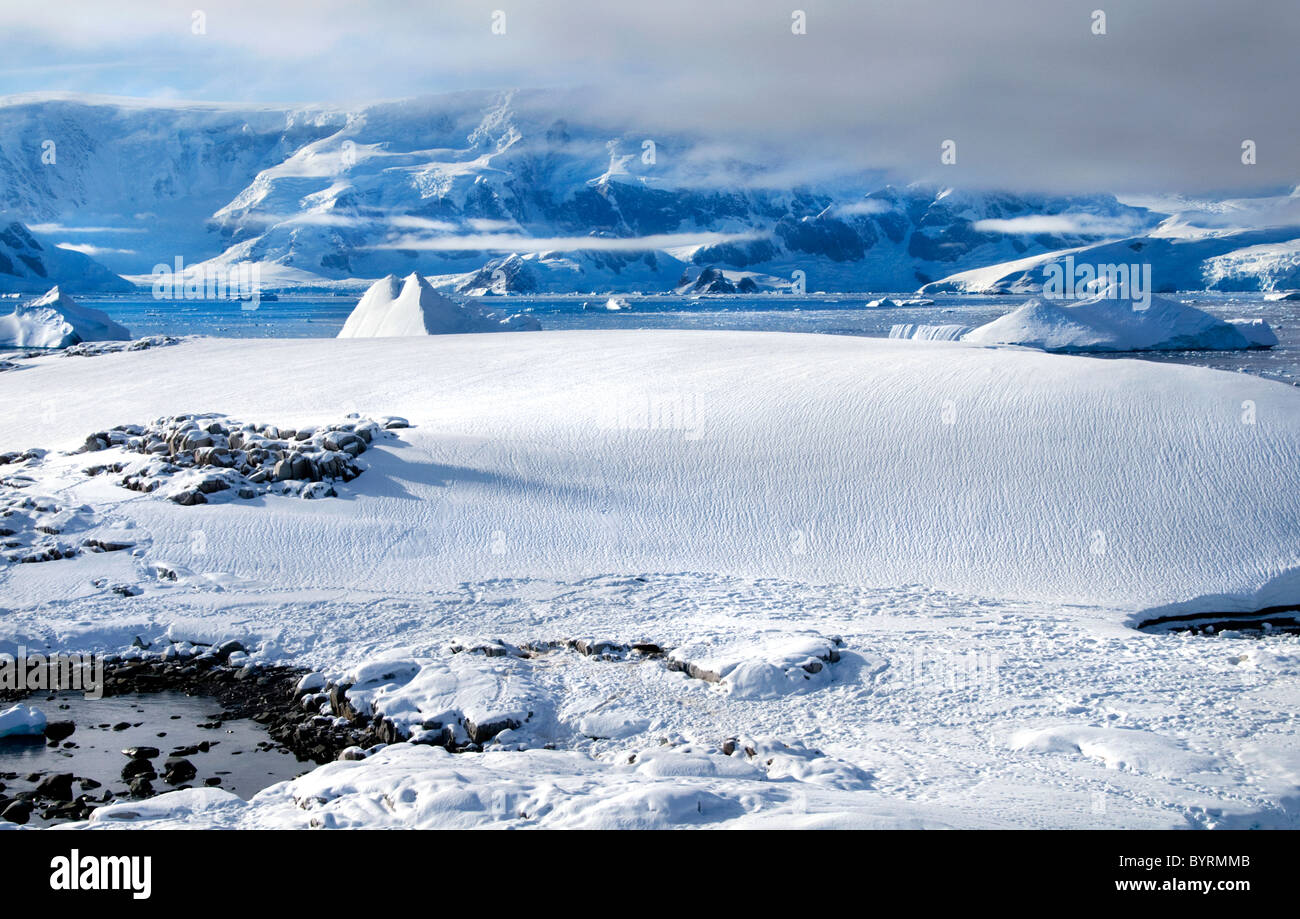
top-left (61, 293), bottom-right (1300, 385)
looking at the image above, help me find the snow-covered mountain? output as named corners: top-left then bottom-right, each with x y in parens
top-left (0, 217), bottom-right (131, 293)
top-left (923, 190), bottom-right (1300, 295)
top-left (1, 91), bottom-right (1295, 293)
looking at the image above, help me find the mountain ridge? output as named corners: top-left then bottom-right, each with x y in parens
top-left (2, 91), bottom-right (1296, 294)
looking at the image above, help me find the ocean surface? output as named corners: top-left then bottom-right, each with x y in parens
top-left (51, 292), bottom-right (1300, 386)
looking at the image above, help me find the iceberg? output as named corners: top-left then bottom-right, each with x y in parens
top-left (0, 286), bottom-right (131, 348)
top-left (888, 323), bottom-right (970, 341)
top-left (338, 273), bottom-right (541, 338)
top-left (962, 292), bottom-right (1276, 353)
top-left (0, 703), bottom-right (46, 739)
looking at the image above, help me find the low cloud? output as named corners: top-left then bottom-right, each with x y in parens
top-left (2, 1), bottom-right (1298, 195)
top-left (973, 215), bottom-right (1145, 237)
top-left (371, 231), bottom-right (765, 253)
top-left (55, 242), bottom-right (138, 256)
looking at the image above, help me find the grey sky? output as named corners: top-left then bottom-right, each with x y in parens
top-left (2, 0), bottom-right (1296, 194)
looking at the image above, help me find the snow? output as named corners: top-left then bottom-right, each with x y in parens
top-left (0, 287), bottom-right (131, 348)
top-left (667, 632), bottom-right (848, 699)
top-left (0, 703), bottom-right (47, 738)
top-left (0, 94), bottom-right (1176, 293)
top-left (1009, 725), bottom-right (1221, 780)
top-left (337, 273), bottom-right (540, 337)
top-left (963, 292), bottom-right (1275, 352)
top-left (3, 331), bottom-right (1297, 609)
top-left (0, 220), bottom-right (132, 295)
top-left (2, 329), bottom-right (1299, 829)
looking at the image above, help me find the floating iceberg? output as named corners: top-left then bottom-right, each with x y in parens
top-left (962, 292), bottom-right (1276, 352)
top-left (0, 286), bottom-right (131, 348)
top-left (338, 273), bottom-right (541, 338)
top-left (0, 703), bottom-right (46, 739)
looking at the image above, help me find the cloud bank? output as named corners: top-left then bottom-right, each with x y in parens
top-left (1, 0), bottom-right (1297, 195)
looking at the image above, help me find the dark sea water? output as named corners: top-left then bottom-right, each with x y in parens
top-left (54, 292), bottom-right (1300, 385)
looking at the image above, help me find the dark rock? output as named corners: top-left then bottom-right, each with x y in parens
top-left (123, 745), bottom-right (160, 760)
top-left (162, 758), bottom-right (196, 784)
top-left (215, 639), bottom-right (245, 659)
top-left (121, 759), bottom-right (156, 781)
top-left (465, 717), bottom-right (520, 746)
top-left (127, 777), bottom-right (154, 798)
top-left (1, 799), bottom-right (33, 824)
top-left (35, 772), bottom-right (74, 801)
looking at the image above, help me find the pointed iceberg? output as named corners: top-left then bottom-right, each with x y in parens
top-left (338, 273), bottom-right (540, 338)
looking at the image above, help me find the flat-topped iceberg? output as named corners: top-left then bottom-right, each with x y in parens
top-left (0, 286), bottom-right (131, 348)
top-left (960, 292), bottom-right (1276, 352)
top-left (338, 273), bottom-right (540, 338)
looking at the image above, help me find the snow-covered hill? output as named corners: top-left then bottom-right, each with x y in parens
top-left (5, 331), bottom-right (1297, 610)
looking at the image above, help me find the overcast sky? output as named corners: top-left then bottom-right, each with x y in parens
top-left (2, 0), bottom-right (1296, 195)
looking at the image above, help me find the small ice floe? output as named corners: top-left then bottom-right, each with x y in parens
top-left (867, 296), bottom-right (934, 309)
top-left (0, 703), bottom-right (47, 739)
top-left (604, 297), bottom-right (627, 311)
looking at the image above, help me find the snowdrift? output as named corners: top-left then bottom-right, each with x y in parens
top-left (0, 287), bottom-right (131, 348)
top-left (962, 292), bottom-right (1276, 352)
top-left (338, 273), bottom-right (540, 337)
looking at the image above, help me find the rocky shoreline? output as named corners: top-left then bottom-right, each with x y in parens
top-left (0, 642), bottom-right (398, 826)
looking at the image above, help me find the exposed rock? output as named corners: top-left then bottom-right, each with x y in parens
top-left (34, 772), bottom-right (74, 801)
top-left (43, 721), bottom-right (75, 742)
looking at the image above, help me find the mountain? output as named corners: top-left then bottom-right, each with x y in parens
top-left (0, 217), bottom-right (132, 293)
top-left (923, 190), bottom-right (1300, 294)
top-left (0, 91), bottom-right (1294, 293)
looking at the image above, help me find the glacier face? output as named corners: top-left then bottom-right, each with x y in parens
top-left (0, 91), bottom-right (1183, 292)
